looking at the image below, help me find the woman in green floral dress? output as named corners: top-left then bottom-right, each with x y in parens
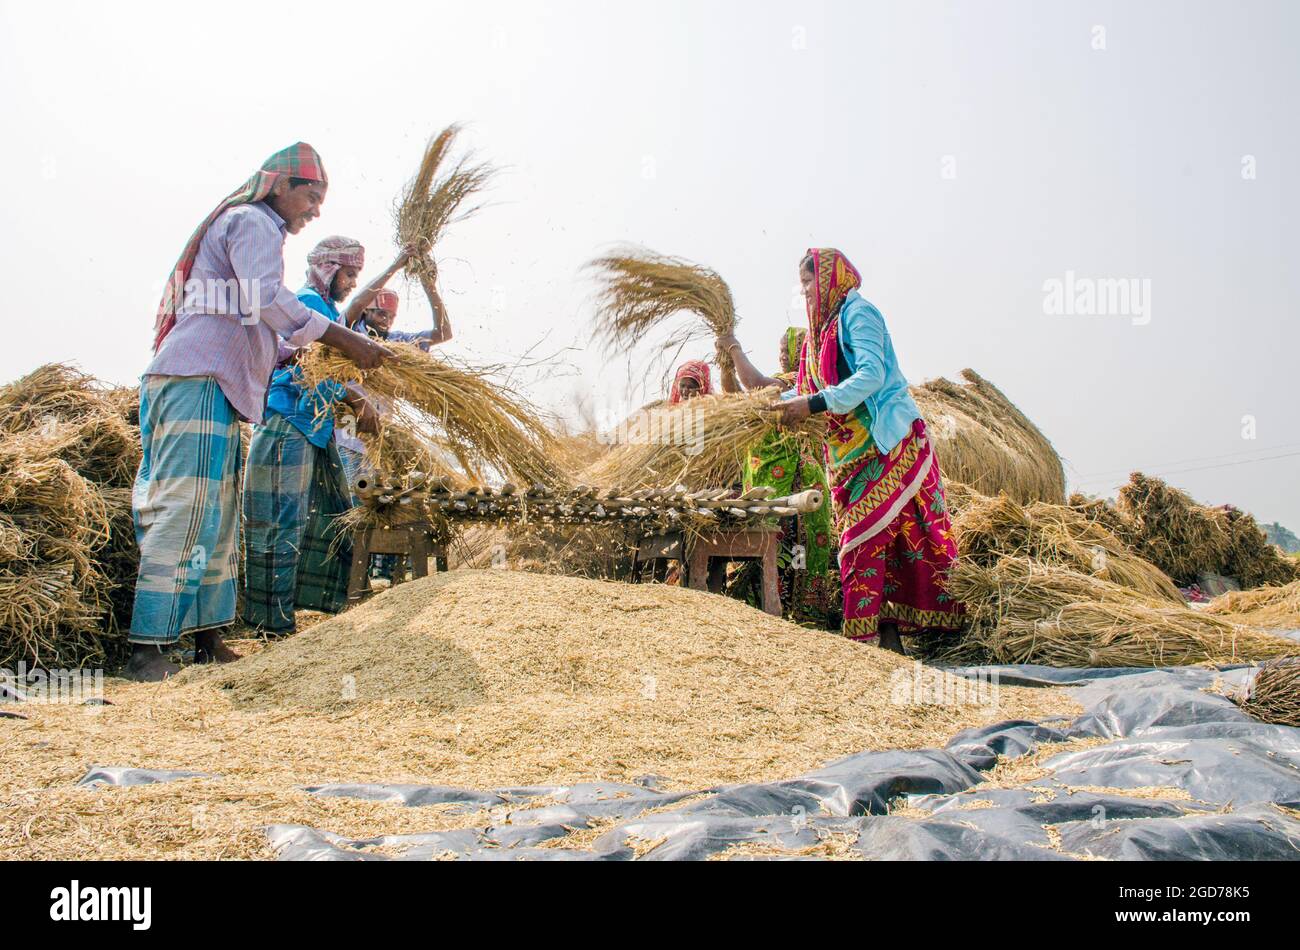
top-left (717, 328), bottom-right (841, 628)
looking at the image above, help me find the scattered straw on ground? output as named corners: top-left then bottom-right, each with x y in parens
top-left (1206, 581), bottom-right (1300, 631)
top-left (1, 570), bottom-right (1078, 859)
top-left (709, 828), bottom-right (862, 861)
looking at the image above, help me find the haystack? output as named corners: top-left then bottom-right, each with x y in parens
top-left (1067, 492), bottom-right (1135, 546)
top-left (952, 487), bottom-right (1183, 604)
top-left (0, 365), bottom-right (140, 668)
top-left (1223, 507), bottom-right (1300, 588)
top-left (928, 556), bottom-right (1296, 668)
top-left (910, 370), bottom-right (1065, 505)
top-left (1113, 473), bottom-right (1297, 587)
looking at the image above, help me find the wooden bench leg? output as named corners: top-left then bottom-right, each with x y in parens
top-left (411, 533), bottom-right (430, 581)
top-left (761, 542), bottom-right (782, 617)
top-left (686, 547), bottom-right (710, 591)
top-left (348, 529), bottom-right (372, 601)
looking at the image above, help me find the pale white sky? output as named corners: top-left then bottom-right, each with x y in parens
top-left (2, 0), bottom-right (1296, 526)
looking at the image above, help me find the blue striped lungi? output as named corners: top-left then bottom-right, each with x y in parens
top-left (241, 413), bottom-right (352, 632)
top-left (128, 375), bottom-right (241, 645)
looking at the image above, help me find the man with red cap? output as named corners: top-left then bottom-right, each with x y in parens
top-left (127, 143), bottom-right (390, 681)
top-left (354, 285), bottom-right (453, 348)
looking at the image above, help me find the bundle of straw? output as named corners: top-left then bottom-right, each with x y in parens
top-left (1223, 507), bottom-right (1300, 588)
top-left (930, 556), bottom-right (1296, 668)
top-left (588, 248), bottom-right (740, 391)
top-left (1232, 658), bottom-right (1300, 727)
top-left (1116, 472), bottom-right (1232, 585)
top-left (0, 430), bottom-right (119, 669)
top-left (952, 488), bottom-right (1184, 603)
top-left (395, 124), bottom-right (495, 301)
top-left (1204, 580), bottom-right (1300, 630)
top-left (0, 364), bottom-right (139, 488)
top-left (910, 370), bottom-right (1065, 505)
top-left (581, 388), bottom-right (823, 491)
top-left (298, 343), bottom-right (567, 491)
top-left (1067, 492), bottom-right (1136, 546)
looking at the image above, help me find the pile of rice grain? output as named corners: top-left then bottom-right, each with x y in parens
top-left (3, 570), bottom-right (1080, 859)
top-left (202, 570), bottom-right (1078, 784)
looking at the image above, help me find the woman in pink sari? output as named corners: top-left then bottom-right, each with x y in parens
top-left (770, 248), bottom-right (964, 653)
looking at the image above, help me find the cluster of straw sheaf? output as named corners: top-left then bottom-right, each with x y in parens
top-left (912, 484), bottom-right (1299, 669)
top-left (395, 123), bottom-right (494, 301)
top-left (1066, 474), bottom-right (1298, 588)
top-left (1231, 657), bottom-right (1300, 727)
top-left (0, 364), bottom-right (140, 668)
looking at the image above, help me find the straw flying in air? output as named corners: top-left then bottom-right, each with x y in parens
top-left (587, 247), bottom-right (740, 391)
top-left (395, 124), bottom-right (497, 301)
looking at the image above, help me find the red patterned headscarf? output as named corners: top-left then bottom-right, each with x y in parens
top-left (669, 360), bottom-right (713, 404)
top-left (796, 247), bottom-right (861, 396)
top-left (306, 236), bottom-right (365, 297)
top-left (153, 142), bottom-right (328, 352)
top-left (370, 288), bottom-right (399, 316)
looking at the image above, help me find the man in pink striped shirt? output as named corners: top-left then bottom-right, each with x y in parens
top-left (127, 143), bottom-right (389, 681)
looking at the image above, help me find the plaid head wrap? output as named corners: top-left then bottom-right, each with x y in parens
top-left (306, 236), bottom-right (365, 297)
top-left (153, 142), bottom-right (328, 352)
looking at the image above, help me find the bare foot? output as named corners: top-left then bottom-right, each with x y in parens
top-left (125, 646), bottom-right (177, 682)
top-left (195, 629), bottom-right (239, 664)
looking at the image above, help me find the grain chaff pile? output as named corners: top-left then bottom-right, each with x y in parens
top-left (1, 570), bottom-right (1079, 859)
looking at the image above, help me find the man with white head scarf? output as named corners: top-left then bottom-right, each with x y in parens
top-left (241, 234), bottom-right (413, 636)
